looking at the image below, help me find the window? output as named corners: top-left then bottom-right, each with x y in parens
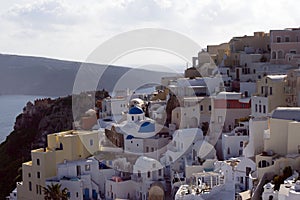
top-left (276, 36), bottom-right (281, 43)
top-left (29, 181), bottom-right (32, 191)
top-left (177, 113), bottom-right (179, 119)
top-left (36, 184), bottom-right (39, 194)
top-left (147, 171), bottom-right (151, 178)
top-left (261, 86), bottom-right (263, 94)
top-left (132, 116), bottom-right (134, 121)
top-left (76, 192), bottom-right (79, 197)
top-left (85, 164), bottom-right (90, 171)
top-left (227, 148), bottom-right (230, 155)
top-left (37, 172), bottom-right (40, 179)
top-left (39, 185), bottom-right (42, 195)
top-left (90, 139), bottom-right (93, 146)
top-left (255, 104), bottom-right (258, 112)
top-left (146, 147), bottom-right (149, 152)
top-left (259, 105), bottom-right (262, 113)
top-left (270, 87), bottom-right (273, 95)
top-left (158, 169), bottom-right (162, 176)
top-left (28, 173), bottom-right (31, 178)
top-left (263, 105), bottom-right (266, 114)
top-left (258, 160), bottom-right (270, 168)
top-left (200, 105), bottom-right (203, 111)
top-left (208, 105), bottom-right (211, 111)
top-left (37, 158), bottom-right (40, 166)
top-left (246, 167), bottom-right (251, 176)
top-left (285, 36), bottom-right (290, 42)
top-left (151, 147), bottom-right (154, 152)
top-left (290, 50), bottom-right (297, 54)
top-left (138, 170), bottom-right (141, 177)
top-left (240, 177), bottom-right (243, 184)
top-left (137, 143), bottom-right (139, 147)
top-left (240, 141), bottom-right (243, 148)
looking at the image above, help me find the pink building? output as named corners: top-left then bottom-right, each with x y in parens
top-left (270, 28), bottom-right (300, 67)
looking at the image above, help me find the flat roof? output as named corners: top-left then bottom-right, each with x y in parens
top-left (271, 107), bottom-right (300, 121)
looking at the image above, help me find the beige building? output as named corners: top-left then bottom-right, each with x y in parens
top-left (251, 75), bottom-right (287, 117)
top-left (17, 130), bottom-right (99, 200)
top-left (255, 108), bottom-right (300, 179)
top-left (226, 32), bottom-right (270, 67)
top-left (207, 43), bottom-right (230, 66)
top-left (284, 69), bottom-right (300, 107)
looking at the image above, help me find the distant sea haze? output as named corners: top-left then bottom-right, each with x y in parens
top-left (0, 95), bottom-right (48, 143)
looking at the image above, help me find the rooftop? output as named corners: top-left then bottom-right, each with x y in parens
top-left (271, 107), bottom-right (300, 121)
top-left (266, 74), bottom-right (287, 81)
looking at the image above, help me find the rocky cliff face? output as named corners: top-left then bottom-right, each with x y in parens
top-left (0, 90), bottom-right (109, 199)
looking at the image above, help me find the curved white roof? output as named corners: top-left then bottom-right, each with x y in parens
top-left (133, 156), bottom-right (163, 173)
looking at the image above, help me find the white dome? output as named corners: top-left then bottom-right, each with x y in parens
top-left (133, 156), bottom-right (163, 173)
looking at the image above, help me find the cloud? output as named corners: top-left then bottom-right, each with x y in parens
top-left (5, 0), bottom-right (84, 30)
top-left (0, 0), bottom-right (300, 63)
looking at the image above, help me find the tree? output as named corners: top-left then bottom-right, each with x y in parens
top-left (43, 183), bottom-right (68, 200)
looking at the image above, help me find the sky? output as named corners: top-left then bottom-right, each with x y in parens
top-left (0, 0), bottom-right (299, 69)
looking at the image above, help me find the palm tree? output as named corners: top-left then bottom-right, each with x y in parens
top-left (43, 183), bottom-right (68, 200)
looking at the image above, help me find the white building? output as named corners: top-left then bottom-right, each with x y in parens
top-left (222, 122), bottom-right (249, 160)
top-left (175, 171), bottom-right (234, 200)
top-left (262, 172), bottom-right (300, 200)
top-left (45, 157), bottom-right (115, 200)
top-left (243, 117), bottom-right (268, 158)
top-left (215, 157), bottom-right (256, 193)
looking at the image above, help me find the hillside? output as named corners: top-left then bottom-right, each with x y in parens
top-left (0, 54), bottom-right (175, 96)
top-left (0, 91), bottom-right (109, 199)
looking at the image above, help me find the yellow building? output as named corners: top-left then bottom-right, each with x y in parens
top-left (17, 130), bottom-right (99, 200)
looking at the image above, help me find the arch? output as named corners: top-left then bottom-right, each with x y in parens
top-left (188, 117), bottom-right (198, 128)
top-left (278, 50), bottom-right (284, 59)
top-left (258, 160), bottom-right (270, 168)
top-left (271, 51), bottom-right (276, 59)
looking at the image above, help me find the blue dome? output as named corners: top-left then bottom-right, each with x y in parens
top-left (138, 122), bottom-right (155, 133)
top-left (126, 135), bottom-right (134, 140)
top-left (129, 106), bottom-right (143, 114)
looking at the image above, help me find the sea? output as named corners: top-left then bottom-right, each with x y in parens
top-left (0, 95), bottom-right (48, 144)
top-left (0, 87), bottom-right (156, 144)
